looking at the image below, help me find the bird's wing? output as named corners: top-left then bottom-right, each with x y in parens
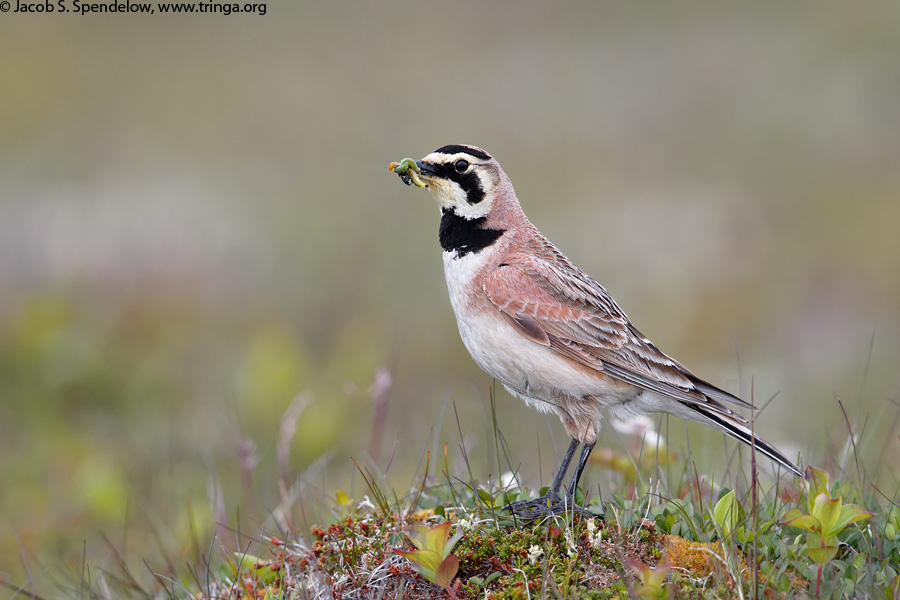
top-left (483, 250), bottom-right (753, 419)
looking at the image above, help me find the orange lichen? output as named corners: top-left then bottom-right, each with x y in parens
top-left (663, 535), bottom-right (808, 591)
top-left (662, 535), bottom-right (726, 577)
top-left (407, 508), bottom-right (435, 522)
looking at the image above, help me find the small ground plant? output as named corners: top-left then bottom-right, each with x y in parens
top-left (196, 454), bottom-right (898, 600)
top-left (780, 466), bottom-right (874, 596)
top-left (8, 396), bottom-right (898, 599)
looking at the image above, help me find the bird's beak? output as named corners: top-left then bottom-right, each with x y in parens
top-left (415, 160), bottom-right (438, 179)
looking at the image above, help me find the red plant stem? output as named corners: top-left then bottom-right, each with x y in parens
top-left (815, 564), bottom-right (823, 596)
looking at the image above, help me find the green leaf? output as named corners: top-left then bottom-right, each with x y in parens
top-left (780, 509), bottom-right (821, 533)
top-left (476, 488), bottom-right (495, 506)
top-left (446, 528), bottom-right (464, 555)
top-left (627, 558), bottom-right (670, 598)
top-left (806, 532), bottom-right (839, 565)
top-left (661, 513), bottom-right (675, 533)
top-left (805, 466), bottom-right (831, 514)
top-left (422, 523), bottom-right (448, 551)
top-left (395, 522), bottom-right (463, 585)
top-left (233, 553), bottom-right (280, 585)
top-left (234, 552), bottom-right (263, 568)
top-left (811, 493), bottom-right (841, 535)
top-left (713, 490), bottom-right (738, 538)
top-left (829, 503), bottom-right (874, 536)
top-left (626, 557), bottom-right (653, 580)
top-left (395, 547), bottom-right (442, 578)
top-left (852, 551), bottom-right (866, 574)
top-left (885, 522), bottom-right (897, 540)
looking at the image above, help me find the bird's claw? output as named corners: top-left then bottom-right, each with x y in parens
top-left (388, 157), bottom-right (426, 188)
top-left (504, 493), bottom-right (602, 521)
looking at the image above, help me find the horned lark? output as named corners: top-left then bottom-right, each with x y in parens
top-left (391, 145), bottom-right (801, 518)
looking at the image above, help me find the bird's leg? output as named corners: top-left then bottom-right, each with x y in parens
top-left (547, 437), bottom-right (580, 496)
top-left (504, 438), bottom-right (597, 520)
top-left (567, 442), bottom-right (595, 497)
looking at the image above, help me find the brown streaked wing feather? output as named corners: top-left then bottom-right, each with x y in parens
top-left (484, 251), bottom-right (748, 419)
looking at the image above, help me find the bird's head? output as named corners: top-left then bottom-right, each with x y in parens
top-left (404, 144), bottom-right (504, 220)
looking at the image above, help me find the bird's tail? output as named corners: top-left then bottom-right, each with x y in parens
top-left (689, 405), bottom-right (802, 476)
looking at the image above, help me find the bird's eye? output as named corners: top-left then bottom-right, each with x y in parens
top-left (454, 159), bottom-right (469, 173)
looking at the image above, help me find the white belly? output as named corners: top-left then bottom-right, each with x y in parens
top-left (442, 251), bottom-right (629, 410)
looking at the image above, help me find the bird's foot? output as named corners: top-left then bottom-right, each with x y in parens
top-left (504, 492), bottom-right (601, 522)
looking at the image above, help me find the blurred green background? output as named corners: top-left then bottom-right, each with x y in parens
top-left (2, 0), bottom-right (899, 592)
